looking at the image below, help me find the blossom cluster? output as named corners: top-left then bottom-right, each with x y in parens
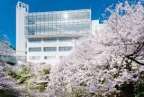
top-left (47, 1), bottom-right (144, 96)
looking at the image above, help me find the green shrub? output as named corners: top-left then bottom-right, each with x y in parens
top-left (134, 77), bottom-right (144, 97)
top-left (7, 70), bottom-right (30, 85)
top-left (118, 82), bottom-right (134, 97)
top-left (7, 70), bottom-right (21, 79)
top-left (19, 77), bottom-right (30, 84)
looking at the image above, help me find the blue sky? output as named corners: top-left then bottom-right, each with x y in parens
top-left (0, 0), bottom-right (125, 48)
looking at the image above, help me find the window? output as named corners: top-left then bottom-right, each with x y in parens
top-left (44, 56), bottom-right (47, 60)
top-left (43, 38), bottom-right (57, 42)
top-left (29, 56), bottom-right (40, 60)
top-left (59, 56), bottom-right (65, 59)
top-left (29, 39), bottom-right (41, 43)
top-left (59, 38), bottom-right (73, 42)
top-left (59, 47), bottom-right (72, 51)
top-left (44, 56), bottom-right (56, 60)
top-left (44, 47), bottom-right (57, 52)
top-left (29, 47), bottom-right (41, 52)
top-left (74, 37), bottom-right (80, 40)
top-left (25, 9), bottom-right (91, 36)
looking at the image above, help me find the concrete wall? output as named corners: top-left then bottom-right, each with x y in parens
top-left (91, 20), bottom-right (105, 36)
top-left (16, 1), bottom-right (29, 56)
top-left (27, 38), bottom-right (75, 65)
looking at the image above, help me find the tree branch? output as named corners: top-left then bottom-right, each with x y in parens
top-left (125, 42), bottom-right (144, 65)
top-left (125, 55), bottom-right (144, 65)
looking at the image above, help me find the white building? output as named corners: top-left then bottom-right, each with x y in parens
top-left (16, 1), bottom-right (100, 65)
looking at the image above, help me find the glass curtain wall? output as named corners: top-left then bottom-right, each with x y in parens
top-left (25, 9), bottom-right (91, 35)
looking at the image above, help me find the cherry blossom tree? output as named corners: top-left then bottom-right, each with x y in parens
top-left (0, 36), bottom-right (20, 96)
top-left (47, 1), bottom-right (144, 96)
top-left (0, 72), bottom-right (21, 96)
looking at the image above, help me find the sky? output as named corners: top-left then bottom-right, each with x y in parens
top-left (0, 0), bottom-right (126, 48)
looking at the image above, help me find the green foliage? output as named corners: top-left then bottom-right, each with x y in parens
top-left (29, 84), bottom-right (46, 92)
top-left (7, 67), bottom-right (30, 85)
top-left (43, 68), bottom-right (50, 74)
top-left (80, 82), bottom-right (87, 87)
top-left (0, 90), bottom-right (16, 97)
top-left (115, 82), bottom-right (134, 97)
top-left (6, 64), bottom-right (51, 94)
top-left (39, 84), bottom-right (46, 92)
top-left (7, 70), bottom-right (21, 80)
top-left (70, 89), bottom-right (87, 97)
top-left (134, 77), bottom-right (144, 97)
top-left (114, 77), bottom-right (144, 97)
top-left (19, 76), bottom-right (30, 84)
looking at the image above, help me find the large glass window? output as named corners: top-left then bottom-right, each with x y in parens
top-left (29, 47), bottom-right (41, 52)
top-left (59, 38), bottom-right (73, 42)
top-left (25, 9), bottom-right (91, 36)
top-left (29, 39), bottom-right (41, 43)
top-left (59, 47), bottom-right (72, 52)
top-left (43, 38), bottom-right (57, 42)
top-left (44, 47), bottom-right (57, 52)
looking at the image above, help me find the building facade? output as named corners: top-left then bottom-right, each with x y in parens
top-left (16, 1), bottom-right (99, 65)
top-left (0, 40), bottom-right (16, 64)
